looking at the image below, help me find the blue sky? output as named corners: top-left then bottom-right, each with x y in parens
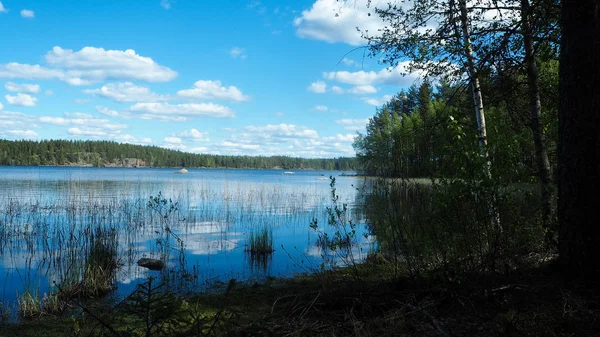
top-left (0, 0), bottom-right (418, 158)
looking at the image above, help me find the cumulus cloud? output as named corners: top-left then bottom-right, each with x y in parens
top-left (40, 112), bottom-right (127, 132)
top-left (39, 116), bottom-right (70, 126)
top-left (177, 80), bottom-right (249, 102)
top-left (45, 46), bottom-right (177, 83)
top-left (363, 94), bottom-right (394, 106)
top-left (341, 57), bottom-right (357, 66)
top-left (0, 63), bottom-right (65, 81)
top-left (8, 129), bottom-right (38, 138)
top-left (331, 85), bottom-right (344, 94)
top-left (84, 82), bottom-right (165, 103)
top-left (294, 0), bottom-right (384, 45)
top-left (243, 124), bottom-right (319, 140)
top-left (315, 105), bottom-right (328, 111)
top-left (5, 93), bottom-right (38, 107)
top-left (96, 106), bottom-right (119, 117)
top-left (229, 47), bottom-right (247, 59)
top-left (20, 9), bottom-right (34, 18)
top-left (49, 113), bottom-right (130, 139)
top-left (308, 80), bottom-right (327, 93)
top-left (348, 85), bottom-right (377, 94)
top-left (177, 128), bottom-right (209, 141)
top-left (129, 102), bottom-right (235, 120)
top-left (164, 137), bottom-right (182, 144)
top-left (5, 82), bottom-right (40, 94)
top-left (323, 63), bottom-right (415, 86)
top-left (336, 118), bottom-right (369, 131)
top-left (0, 46), bottom-right (177, 86)
top-left (116, 134), bottom-right (153, 145)
top-left (323, 133), bottom-right (357, 142)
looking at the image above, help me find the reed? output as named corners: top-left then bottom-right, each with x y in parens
top-left (246, 226), bottom-right (274, 255)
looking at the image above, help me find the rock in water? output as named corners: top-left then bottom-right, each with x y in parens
top-left (175, 168), bottom-right (189, 174)
top-left (137, 258), bottom-right (165, 271)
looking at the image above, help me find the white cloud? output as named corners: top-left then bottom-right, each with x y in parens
top-left (164, 137), bottom-right (182, 144)
top-left (323, 133), bottom-right (357, 142)
top-left (0, 102), bottom-right (3, 110)
top-left (45, 90), bottom-right (53, 96)
top-left (177, 128), bottom-right (209, 141)
top-left (73, 98), bottom-right (91, 104)
top-left (348, 85), bottom-right (377, 94)
top-left (83, 82), bottom-right (165, 103)
top-left (39, 116), bottom-right (70, 126)
top-left (96, 106), bottom-right (119, 117)
top-left (116, 134), bottom-right (153, 145)
top-left (45, 46), bottom-right (177, 84)
top-left (315, 105), bottom-right (328, 111)
top-left (129, 102), bottom-right (235, 119)
top-left (8, 129), bottom-right (38, 138)
top-left (336, 118), bottom-right (369, 130)
top-left (0, 2), bottom-right (7, 13)
top-left (160, 0), bottom-right (171, 9)
top-left (20, 9), bottom-right (34, 18)
top-left (342, 57), bottom-right (357, 66)
top-left (363, 94), bottom-right (394, 106)
top-left (307, 80), bottom-right (327, 93)
top-left (39, 113), bottom-right (128, 132)
top-left (294, 0), bottom-right (384, 46)
top-left (188, 146), bottom-right (208, 153)
top-left (0, 46), bottom-right (178, 85)
top-left (275, 111), bottom-right (284, 116)
top-left (68, 127), bottom-right (107, 137)
top-left (5, 82), bottom-right (40, 94)
top-left (243, 124), bottom-right (319, 139)
top-left (220, 141), bottom-right (260, 150)
top-left (0, 63), bottom-right (65, 81)
top-left (323, 63), bottom-right (414, 86)
top-left (177, 80), bottom-right (249, 102)
top-left (5, 93), bottom-right (38, 107)
top-left (229, 47), bottom-right (247, 59)
top-left (331, 85), bottom-right (344, 94)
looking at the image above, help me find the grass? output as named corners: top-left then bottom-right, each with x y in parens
top-left (3, 256), bottom-right (599, 336)
top-left (246, 226), bottom-right (274, 255)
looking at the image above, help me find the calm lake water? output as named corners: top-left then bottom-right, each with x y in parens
top-left (0, 166), bottom-right (372, 308)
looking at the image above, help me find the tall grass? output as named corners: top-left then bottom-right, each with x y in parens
top-left (246, 226), bottom-right (274, 255)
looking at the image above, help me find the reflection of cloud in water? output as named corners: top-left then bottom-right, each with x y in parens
top-left (186, 237), bottom-right (243, 255)
top-left (305, 234), bottom-right (376, 267)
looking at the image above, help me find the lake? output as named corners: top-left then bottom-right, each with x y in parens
top-left (0, 166), bottom-right (373, 311)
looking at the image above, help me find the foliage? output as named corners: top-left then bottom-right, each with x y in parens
top-left (354, 71), bottom-right (558, 182)
top-left (310, 177), bottom-right (366, 278)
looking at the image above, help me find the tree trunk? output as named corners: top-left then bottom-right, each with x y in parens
top-left (558, 0), bottom-right (600, 280)
top-left (520, 0), bottom-right (554, 237)
top-left (457, 0), bottom-right (491, 177)
top-left (457, 0), bottom-right (488, 147)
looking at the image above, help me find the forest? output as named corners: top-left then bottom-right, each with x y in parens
top-left (0, 139), bottom-right (357, 170)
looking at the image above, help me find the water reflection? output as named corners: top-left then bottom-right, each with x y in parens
top-left (0, 167), bottom-right (371, 309)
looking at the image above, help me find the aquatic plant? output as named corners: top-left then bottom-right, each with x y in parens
top-left (247, 226), bottom-right (274, 255)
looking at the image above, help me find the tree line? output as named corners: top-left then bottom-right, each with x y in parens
top-left (0, 139), bottom-right (356, 170)
top-left (352, 0), bottom-right (598, 281)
